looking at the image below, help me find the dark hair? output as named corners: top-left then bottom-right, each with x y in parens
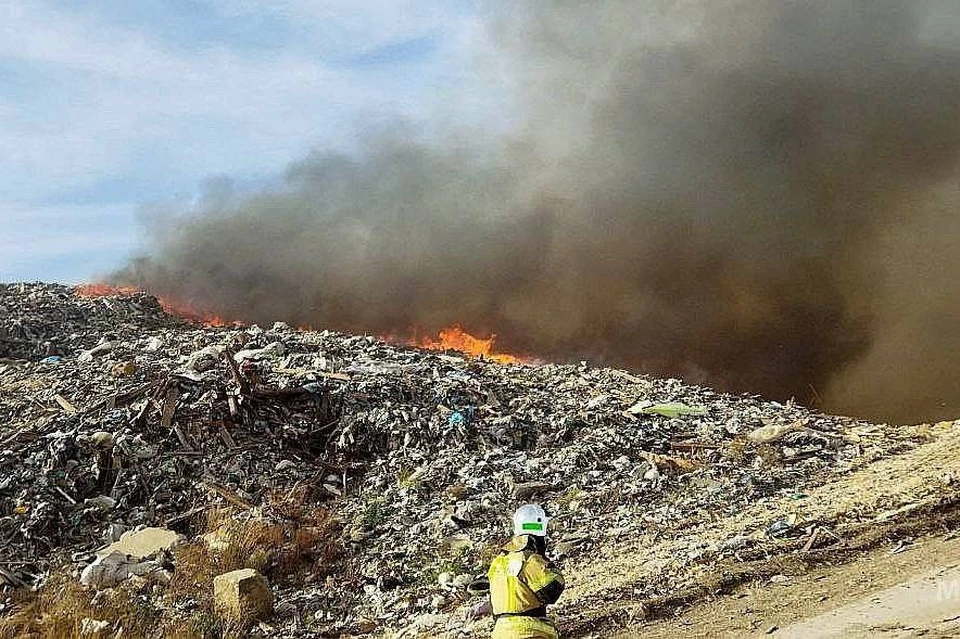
top-left (530, 535), bottom-right (547, 555)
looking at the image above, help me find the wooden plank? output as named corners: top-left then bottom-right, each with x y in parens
top-left (54, 394), bottom-right (77, 414)
top-left (199, 480), bottom-right (255, 510)
top-left (670, 441), bottom-right (721, 450)
top-left (160, 386), bottom-right (180, 430)
top-left (219, 424), bottom-right (237, 449)
top-left (274, 368), bottom-right (351, 381)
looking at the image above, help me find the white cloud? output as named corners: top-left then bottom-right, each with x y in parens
top-left (0, 1), bottom-right (412, 197)
top-left (0, 0), bottom-right (497, 283)
top-left (0, 202), bottom-right (141, 282)
top-left (205, 0), bottom-right (468, 54)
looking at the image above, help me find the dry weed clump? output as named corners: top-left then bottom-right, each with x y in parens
top-left (1, 501), bottom-right (339, 639)
top-left (0, 569), bottom-right (161, 639)
top-left (161, 503), bottom-right (338, 636)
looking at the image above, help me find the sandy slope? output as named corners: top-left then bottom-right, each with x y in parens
top-left (440, 421), bottom-right (960, 638)
top-left (620, 529), bottom-right (960, 638)
top-left (580, 421), bottom-right (960, 637)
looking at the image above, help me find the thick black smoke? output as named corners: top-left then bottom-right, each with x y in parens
top-left (118, 1), bottom-right (960, 422)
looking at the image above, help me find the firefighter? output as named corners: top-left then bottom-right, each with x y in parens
top-left (471, 504), bottom-right (565, 638)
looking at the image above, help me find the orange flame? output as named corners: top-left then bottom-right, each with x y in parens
top-left (156, 297), bottom-right (235, 327)
top-left (75, 283), bottom-right (142, 297)
top-left (418, 325), bottom-right (521, 364)
top-left (75, 283), bottom-right (238, 328)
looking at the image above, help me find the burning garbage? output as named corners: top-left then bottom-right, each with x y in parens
top-left (416, 325), bottom-right (522, 365)
top-left (0, 282), bottom-right (951, 637)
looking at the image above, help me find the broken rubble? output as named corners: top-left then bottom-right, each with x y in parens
top-left (80, 551), bottom-right (160, 589)
top-left (99, 526), bottom-right (184, 560)
top-left (0, 283), bottom-right (921, 637)
top-left (214, 568), bottom-right (274, 623)
top-left (748, 420), bottom-right (808, 444)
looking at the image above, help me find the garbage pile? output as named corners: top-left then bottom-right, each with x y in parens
top-left (0, 283), bottom-right (906, 636)
top-left (0, 282), bottom-right (179, 361)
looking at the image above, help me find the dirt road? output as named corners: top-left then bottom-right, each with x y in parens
top-left (780, 563), bottom-right (960, 638)
top-left (621, 532), bottom-right (960, 638)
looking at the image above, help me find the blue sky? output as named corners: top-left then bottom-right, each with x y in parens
top-left (0, 0), bottom-right (499, 282)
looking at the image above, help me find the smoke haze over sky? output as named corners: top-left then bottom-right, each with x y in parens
top-left (116, 1), bottom-right (960, 423)
top-left (5, 2), bottom-right (960, 423)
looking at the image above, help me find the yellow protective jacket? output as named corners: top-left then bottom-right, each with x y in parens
top-left (487, 536), bottom-right (565, 639)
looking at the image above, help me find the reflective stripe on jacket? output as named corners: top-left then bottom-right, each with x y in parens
top-left (487, 535), bottom-right (564, 626)
top-left (491, 615), bottom-right (559, 639)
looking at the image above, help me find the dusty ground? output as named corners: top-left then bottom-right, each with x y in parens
top-left (557, 420), bottom-right (960, 638)
top-left (443, 422), bottom-right (960, 638)
top-left (621, 531), bottom-right (960, 638)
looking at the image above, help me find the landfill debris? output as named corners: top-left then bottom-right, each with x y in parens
top-left (214, 568), bottom-right (274, 622)
top-left (748, 420), bottom-right (808, 444)
top-left (79, 618), bottom-right (111, 637)
top-left (0, 283), bottom-right (927, 636)
top-left (100, 527), bottom-right (184, 560)
top-left (628, 401), bottom-right (708, 418)
top-left (80, 550), bottom-right (163, 589)
top-left (889, 540), bottom-right (915, 555)
top-left (766, 518), bottom-right (798, 539)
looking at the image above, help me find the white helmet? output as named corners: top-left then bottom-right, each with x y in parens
top-left (513, 504), bottom-right (548, 537)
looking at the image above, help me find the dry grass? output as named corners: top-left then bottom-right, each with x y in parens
top-left (1, 499), bottom-right (339, 639)
top-left (163, 503), bottom-right (339, 637)
top-left (0, 570), bottom-right (161, 639)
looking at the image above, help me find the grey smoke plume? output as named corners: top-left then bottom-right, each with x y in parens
top-left (118, 1), bottom-right (960, 423)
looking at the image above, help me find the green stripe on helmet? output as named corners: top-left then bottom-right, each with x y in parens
top-left (521, 522), bottom-right (544, 531)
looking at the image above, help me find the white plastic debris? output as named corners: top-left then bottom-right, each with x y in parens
top-left (80, 551), bottom-right (157, 589)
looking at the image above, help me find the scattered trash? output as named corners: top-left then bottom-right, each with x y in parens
top-left (766, 518), bottom-right (798, 539)
top-left (79, 618), bottom-right (111, 637)
top-left (80, 551), bottom-right (161, 589)
top-left (111, 361), bottom-right (137, 377)
top-left (0, 283), bottom-right (909, 636)
top-left (627, 401), bottom-right (707, 418)
top-left (889, 540), bottom-right (915, 555)
top-left (748, 420), bottom-right (807, 444)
